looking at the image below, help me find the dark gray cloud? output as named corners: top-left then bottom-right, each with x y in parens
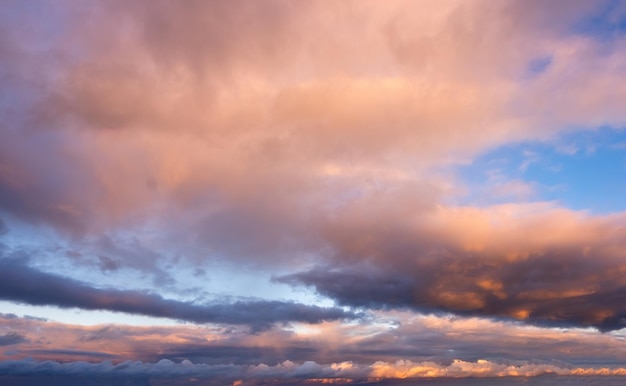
top-left (0, 358), bottom-right (367, 383)
top-left (0, 332), bottom-right (27, 346)
top-left (278, 246), bottom-right (626, 332)
top-left (0, 259), bottom-right (356, 328)
top-left (0, 376), bottom-right (150, 386)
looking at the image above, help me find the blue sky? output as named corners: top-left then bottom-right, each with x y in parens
top-left (458, 126), bottom-right (626, 213)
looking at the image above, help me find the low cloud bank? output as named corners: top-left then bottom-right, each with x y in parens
top-left (1, 358), bottom-right (625, 383)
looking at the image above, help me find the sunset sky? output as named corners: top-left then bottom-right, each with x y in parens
top-left (2, 1), bottom-right (626, 385)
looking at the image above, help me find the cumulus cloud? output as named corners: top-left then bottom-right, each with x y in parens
top-left (0, 357), bottom-right (625, 385)
top-left (0, 259), bottom-right (356, 329)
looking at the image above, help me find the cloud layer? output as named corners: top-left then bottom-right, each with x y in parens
top-left (1, 0), bottom-right (625, 331)
top-left (0, 260), bottom-right (355, 329)
top-left (3, 311), bottom-right (626, 366)
top-left (2, 357), bottom-right (626, 385)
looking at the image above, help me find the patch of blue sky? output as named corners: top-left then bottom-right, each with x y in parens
top-left (0, 215), bottom-right (334, 326)
top-left (0, 300), bottom-right (183, 326)
top-left (570, 0), bottom-right (626, 42)
top-left (456, 126), bottom-right (626, 214)
top-left (524, 55), bottom-right (553, 79)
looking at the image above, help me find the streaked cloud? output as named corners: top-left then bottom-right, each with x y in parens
top-left (0, 260), bottom-right (356, 329)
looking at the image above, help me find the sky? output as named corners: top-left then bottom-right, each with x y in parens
top-left (1, 0), bottom-right (626, 385)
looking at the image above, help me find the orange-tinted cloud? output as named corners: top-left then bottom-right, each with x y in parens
top-left (281, 202), bottom-right (626, 330)
top-left (2, 0), bottom-right (625, 234)
top-left (2, 0), bottom-right (626, 340)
